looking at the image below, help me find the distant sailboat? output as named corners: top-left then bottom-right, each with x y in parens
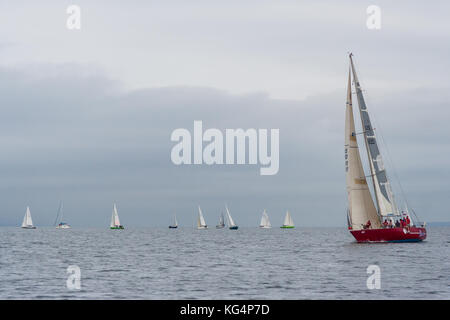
top-left (281, 211), bottom-right (294, 229)
top-left (345, 53), bottom-right (426, 242)
top-left (259, 209), bottom-right (271, 229)
top-left (169, 215), bottom-right (178, 229)
top-left (216, 213), bottom-right (225, 229)
top-left (197, 206), bottom-right (208, 229)
top-left (110, 203), bottom-right (124, 229)
top-left (21, 206), bottom-right (36, 229)
top-left (54, 201), bottom-right (71, 229)
top-left (225, 205), bottom-right (238, 230)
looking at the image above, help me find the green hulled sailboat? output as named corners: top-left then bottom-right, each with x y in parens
top-left (280, 211), bottom-right (294, 229)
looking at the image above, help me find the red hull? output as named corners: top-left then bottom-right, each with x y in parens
top-left (350, 227), bottom-right (426, 243)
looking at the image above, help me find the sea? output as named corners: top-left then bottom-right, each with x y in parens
top-left (0, 226), bottom-right (448, 299)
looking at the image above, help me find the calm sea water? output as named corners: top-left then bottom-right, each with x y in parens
top-left (0, 226), bottom-right (448, 299)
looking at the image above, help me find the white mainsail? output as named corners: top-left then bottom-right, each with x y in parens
top-left (173, 215), bottom-right (178, 227)
top-left (197, 206), bottom-right (207, 228)
top-left (21, 206), bottom-right (34, 228)
top-left (225, 205), bottom-right (236, 227)
top-left (283, 211), bottom-right (294, 227)
top-left (260, 209), bottom-right (271, 228)
top-left (349, 54), bottom-right (398, 219)
top-left (110, 203), bottom-right (121, 227)
top-left (345, 67), bottom-right (381, 230)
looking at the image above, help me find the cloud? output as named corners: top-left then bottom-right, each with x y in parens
top-left (1, 1), bottom-right (450, 99)
top-left (0, 63), bottom-right (448, 227)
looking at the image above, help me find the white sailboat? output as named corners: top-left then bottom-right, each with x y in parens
top-left (197, 206), bottom-right (208, 229)
top-left (225, 205), bottom-right (238, 230)
top-left (54, 201), bottom-right (71, 229)
top-left (21, 206), bottom-right (36, 229)
top-left (110, 203), bottom-right (124, 229)
top-left (216, 213), bottom-right (225, 229)
top-left (281, 211), bottom-right (294, 228)
top-left (169, 215), bottom-right (178, 228)
top-left (259, 209), bottom-right (271, 229)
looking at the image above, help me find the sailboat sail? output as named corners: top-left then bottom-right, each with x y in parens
top-left (225, 206), bottom-right (236, 227)
top-left (260, 210), bottom-right (271, 228)
top-left (283, 211), bottom-right (294, 227)
top-left (197, 206), bottom-right (207, 228)
top-left (174, 215), bottom-right (178, 227)
top-left (345, 67), bottom-right (381, 230)
top-left (22, 206), bottom-right (33, 227)
top-left (111, 203), bottom-right (121, 227)
top-left (349, 55), bottom-right (397, 218)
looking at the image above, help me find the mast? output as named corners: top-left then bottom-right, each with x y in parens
top-left (349, 54), bottom-right (398, 219)
top-left (53, 201), bottom-right (63, 226)
top-left (345, 65), bottom-right (381, 229)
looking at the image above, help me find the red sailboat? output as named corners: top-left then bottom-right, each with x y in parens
top-left (344, 54), bottom-right (426, 243)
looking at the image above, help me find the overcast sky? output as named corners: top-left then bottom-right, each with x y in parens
top-left (0, 1), bottom-right (449, 227)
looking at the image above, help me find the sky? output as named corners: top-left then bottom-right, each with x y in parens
top-left (0, 0), bottom-right (449, 227)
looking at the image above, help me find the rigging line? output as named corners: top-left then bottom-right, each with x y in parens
top-left (354, 63), bottom-right (404, 218)
top-left (362, 86), bottom-right (421, 223)
top-left (53, 200), bottom-right (63, 226)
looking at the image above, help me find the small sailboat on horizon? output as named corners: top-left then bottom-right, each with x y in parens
top-left (225, 205), bottom-right (238, 230)
top-left (21, 206), bottom-right (36, 229)
top-left (216, 212), bottom-right (225, 229)
top-left (54, 201), bottom-right (71, 229)
top-left (110, 203), bottom-right (124, 229)
top-left (169, 215), bottom-right (178, 229)
top-left (280, 211), bottom-right (294, 229)
top-left (259, 209), bottom-right (271, 229)
top-left (197, 206), bottom-right (208, 229)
